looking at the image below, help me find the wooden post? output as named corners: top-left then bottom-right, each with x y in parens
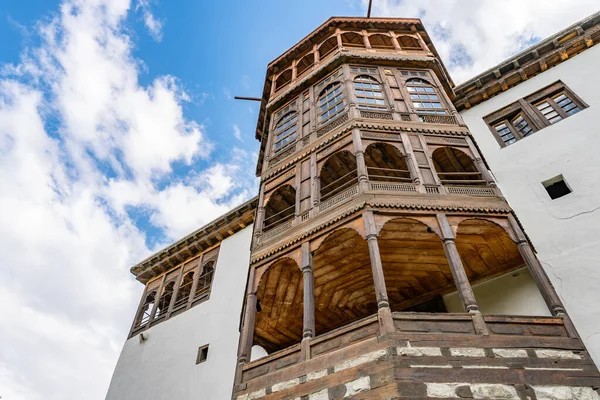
top-left (400, 133), bottom-right (424, 187)
top-left (238, 268), bottom-right (257, 364)
top-left (507, 215), bottom-right (578, 337)
top-left (187, 253), bottom-right (204, 309)
top-left (310, 153), bottom-right (319, 212)
top-left (436, 213), bottom-right (488, 335)
top-left (465, 136), bottom-right (496, 186)
top-left (128, 284), bottom-right (149, 337)
top-left (301, 242), bottom-right (315, 360)
top-left (343, 64), bottom-right (360, 119)
top-left (389, 31), bottom-right (401, 51)
top-left (147, 274), bottom-right (166, 328)
top-left (352, 128), bottom-right (369, 192)
top-left (165, 266), bottom-right (184, 319)
top-left (255, 182), bottom-right (266, 234)
top-left (363, 210), bottom-right (395, 334)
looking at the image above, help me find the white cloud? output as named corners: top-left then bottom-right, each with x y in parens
top-left (233, 123), bottom-right (243, 141)
top-left (0, 0), bottom-right (255, 399)
top-left (223, 87), bottom-right (232, 99)
top-left (360, 0), bottom-right (600, 83)
top-left (136, 0), bottom-right (163, 41)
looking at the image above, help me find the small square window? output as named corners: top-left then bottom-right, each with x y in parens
top-left (196, 344), bottom-right (209, 364)
top-left (542, 175), bottom-right (572, 199)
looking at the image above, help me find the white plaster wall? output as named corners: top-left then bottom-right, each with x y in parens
top-left (105, 225), bottom-right (253, 400)
top-left (444, 268), bottom-right (550, 316)
top-left (460, 44), bottom-right (600, 364)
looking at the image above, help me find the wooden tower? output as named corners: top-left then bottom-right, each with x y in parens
top-left (233, 17), bottom-right (600, 400)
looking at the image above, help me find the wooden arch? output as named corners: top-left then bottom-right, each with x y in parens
top-left (319, 36), bottom-right (338, 59)
top-left (296, 53), bottom-right (315, 77)
top-left (378, 217), bottom-right (454, 312)
top-left (313, 227), bottom-right (377, 335)
top-left (341, 31), bottom-right (365, 48)
top-left (254, 257), bottom-right (303, 353)
top-left (455, 218), bottom-right (525, 283)
top-left (431, 147), bottom-right (483, 185)
top-left (275, 69), bottom-right (293, 90)
top-left (397, 35), bottom-right (421, 50)
top-left (319, 150), bottom-right (357, 200)
top-left (369, 33), bottom-right (395, 49)
top-left (364, 142), bottom-right (411, 183)
top-left (264, 184), bottom-right (296, 230)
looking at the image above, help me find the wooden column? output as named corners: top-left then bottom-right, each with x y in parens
top-left (301, 242), bottom-right (315, 360)
top-left (400, 133), bottom-right (424, 187)
top-left (186, 253), bottom-right (204, 309)
top-left (508, 216), bottom-right (566, 316)
top-left (165, 266), bottom-right (184, 319)
top-left (465, 136), bottom-right (496, 186)
top-left (147, 274), bottom-right (166, 328)
top-left (310, 153), bottom-right (319, 215)
top-left (238, 268), bottom-right (257, 364)
top-left (436, 213), bottom-right (488, 335)
top-left (352, 128), bottom-right (369, 192)
top-left (255, 182), bottom-right (266, 234)
top-left (128, 284), bottom-right (149, 337)
top-left (389, 31), bottom-right (401, 51)
top-left (363, 210), bottom-right (395, 334)
top-left (343, 64), bottom-right (359, 119)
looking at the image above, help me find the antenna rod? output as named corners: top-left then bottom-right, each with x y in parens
top-left (367, 0), bottom-right (373, 18)
top-left (234, 96), bottom-right (262, 102)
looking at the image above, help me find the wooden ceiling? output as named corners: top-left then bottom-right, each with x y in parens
top-left (252, 217), bottom-right (526, 353)
top-left (264, 184), bottom-right (296, 229)
top-left (254, 258), bottom-right (303, 353)
top-left (379, 218), bottom-right (454, 311)
top-left (313, 228), bottom-right (377, 336)
top-left (456, 219), bottom-right (525, 281)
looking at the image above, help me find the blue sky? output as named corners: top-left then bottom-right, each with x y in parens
top-left (1, 1), bottom-right (599, 399)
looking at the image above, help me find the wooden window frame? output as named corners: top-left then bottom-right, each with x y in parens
top-left (405, 77), bottom-right (447, 116)
top-left (484, 81), bottom-right (588, 148)
top-left (318, 82), bottom-right (345, 125)
top-left (273, 112), bottom-right (298, 155)
top-left (353, 75), bottom-right (387, 111)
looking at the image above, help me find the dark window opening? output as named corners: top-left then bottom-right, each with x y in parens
top-left (543, 175), bottom-right (572, 199)
top-left (196, 345), bottom-right (209, 364)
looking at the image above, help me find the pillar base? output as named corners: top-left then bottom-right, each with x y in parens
top-left (378, 306), bottom-right (395, 335)
top-left (469, 310), bottom-right (489, 336)
top-left (301, 336), bottom-right (311, 361)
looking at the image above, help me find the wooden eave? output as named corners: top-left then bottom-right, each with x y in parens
top-left (130, 196), bottom-right (257, 283)
top-left (253, 16), bottom-right (454, 145)
top-left (454, 11), bottom-right (600, 111)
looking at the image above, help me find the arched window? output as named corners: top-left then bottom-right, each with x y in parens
top-left (341, 32), bottom-right (365, 48)
top-left (136, 291), bottom-right (156, 327)
top-left (273, 112), bottom-right (297, 154)
top-left (353, 75), bottom-right (386, 110)
top-left (369, 34), bottom-right (395, 50)
top-left (319, 36), bottom-right (338, 59)
top-left (318, 83), bottom-right (345, 124)
top-left (195, 262), bottom-right (215, 299)
top-left (296, 53), bottom-right (315, 77)
top-left (155, 281), bottom-right (175, 318)
top-left (173, 271), bottom-right (194, 309)
top-left (397, 35), bottom-right (421, 50)
top-left (275, 69), bottom-right (292, 91)
top-left (406, 78), bottom-right (446, 115)
top-left (263, 184), bottom-right (296, 231)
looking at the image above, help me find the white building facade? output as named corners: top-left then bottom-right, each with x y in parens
top-left (456, 12), bottom-right (600, 364)
top-left (106, 200), bottom-right (256, 400)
